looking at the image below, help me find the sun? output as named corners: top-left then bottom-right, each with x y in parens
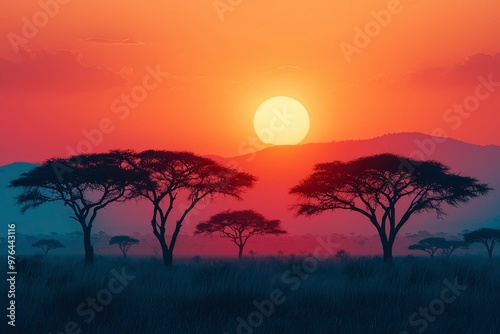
top-left (253, 96), bottom-right (310, 145)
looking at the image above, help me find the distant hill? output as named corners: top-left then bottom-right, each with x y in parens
top-left (0, 162), bottom-right (78, 234)
top-left (1, 133), bottom-right (499, 256)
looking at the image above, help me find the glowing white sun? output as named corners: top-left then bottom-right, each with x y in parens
top-left (253, 96), bottom-right (310, 145)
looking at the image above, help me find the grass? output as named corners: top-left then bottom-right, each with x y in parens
top-left (1, 255), bottom-right (499, 333)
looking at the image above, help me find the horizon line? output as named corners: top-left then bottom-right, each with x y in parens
top-left (2, 131), bottom-right (499, 167)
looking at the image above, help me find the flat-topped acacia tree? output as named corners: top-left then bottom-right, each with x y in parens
top-left (408, 237), bottom-right (448, 257)
top-left (464, 228), bottom-right (500, 257)
top-left (440, 240), bottom-right (468, 258)
top-left (290, 154), bottom-right (491, 263)
top-left (195, 209), bottom-right (286, 260)
top-left (109, 235), bottom-right (139, 259)
top-left (127, 150), bottom-right (256, 267)
top-left (10, 151), bottom-right (140, 265)
top-left (32, 239), bottom-right (65, 256)
top-left (408, 237), bottom-right (467, 258)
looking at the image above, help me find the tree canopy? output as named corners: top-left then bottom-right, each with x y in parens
top-left (32, 239), bottom-right (65, 256)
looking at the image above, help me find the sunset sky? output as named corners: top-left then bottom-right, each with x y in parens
top-left (1, 1), bottom-right (500, 165)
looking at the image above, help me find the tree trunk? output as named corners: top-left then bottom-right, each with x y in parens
top-left (238, 246), bottom-right (243, 260)
top-left (123, 252), bottom-right (127, 260)
top-left (83, 228), bottom-right (94, 265)
top-left (153, 225), bottom-right (174, 267)
top-left (382, 241), bottom-right (393, 263)
top-left (162, 245), bottom-right (173, 267)
top-left (488, 248), bottom-right (493, 258)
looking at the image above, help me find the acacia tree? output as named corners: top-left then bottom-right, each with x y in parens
top-left (408, 237), bottom-right (447, 257)
top-left (109, 235), bottom-right (139, 259)
top-left (127, 150), bottom-right (256, 267)
top-left (440, 240), bottom-right (468, 258)
top-left (194, 209), bottom-right (286, 260)
top-left (290, 154), bottom-right (491, 263)
top-left (408, 238), bottom-right (467, 258)
top-left (464, 228), bottom-right (500, 257)
top-left (10, 152), bottom-right (140, 264)
top-left (32, 239), bottom-right (65, 256)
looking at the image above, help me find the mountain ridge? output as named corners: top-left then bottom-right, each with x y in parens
top-left (2, 132), bottom-right (499, 168)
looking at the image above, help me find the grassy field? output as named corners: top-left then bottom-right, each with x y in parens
top-left (1, 255), bottom-right (500, 334)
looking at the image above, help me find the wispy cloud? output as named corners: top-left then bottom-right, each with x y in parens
top-left (402, 53), bottom-right (500, 88)
top-left (0, 47), bottom-right (128, 92)
top-left (82, 37), bottom-right (145, 45)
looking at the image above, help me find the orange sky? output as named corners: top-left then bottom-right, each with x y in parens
top-left (1, 1), bottom-right (500, 164)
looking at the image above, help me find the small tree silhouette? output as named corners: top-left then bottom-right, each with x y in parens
top-left (32, 239), bottom-right (65, 256)
top-left (440, 240), bottom-right (468, 258)
top-left (249, 250), bottom-right (257, 257)
top-left (408, 237), bottom-right (447, 257)
top-left (195, 209), bottom-right (286, 260)
top-left (464, 228), bottom-right (500, 258)
top-left (335, 249), bottom-right (350, 261)
top-left (109, 236), bottom-right (139, 259)
top-left (408, 237), bottom-right (467, 258)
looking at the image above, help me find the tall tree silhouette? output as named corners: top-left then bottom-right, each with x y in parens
top-left (290, 154), bottom-right (491, 263)
top-left (32, 239), bottom-right (65, 256)
top-left (127, 150), bottom-right (256, 267)
top-left (464, 228), bottom-right (500, 257)
top-left (10, 152), bottom-right (140, 264)
top-left (195, 209), bottom-right (286, 260)
top-left (109, 235), bottom-right (139, 259)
